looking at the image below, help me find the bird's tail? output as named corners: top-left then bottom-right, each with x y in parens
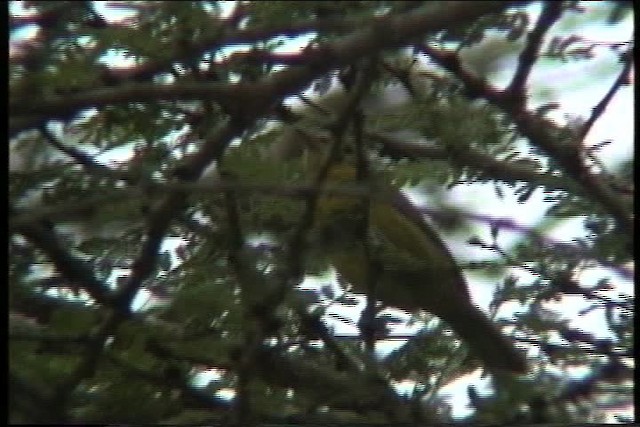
top-left (439, 303), bottom-right (528, 373)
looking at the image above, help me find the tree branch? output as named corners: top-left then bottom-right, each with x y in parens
top-left (14, 221), bottom-right (114, 306)
top-left (418, 44), bottom-right (633, 233)
top-left (11, 1), bottom-right (518, 137)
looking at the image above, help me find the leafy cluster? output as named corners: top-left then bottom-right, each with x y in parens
top-left (9, 1), bottom-right (633, 424)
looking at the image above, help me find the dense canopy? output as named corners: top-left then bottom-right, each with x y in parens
top-left (9, 1), bottom-right (633, 424)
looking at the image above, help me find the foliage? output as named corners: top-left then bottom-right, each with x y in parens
top-left (9, 1), bottom-right (633, 424)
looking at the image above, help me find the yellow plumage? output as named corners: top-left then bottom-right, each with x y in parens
top-left (314, 164), bottom-right (527, 373)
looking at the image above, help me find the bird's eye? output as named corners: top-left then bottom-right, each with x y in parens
top-left (342, 144), bottom-right (354, 156)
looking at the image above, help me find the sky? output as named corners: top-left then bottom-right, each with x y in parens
top-left (10, 1), bottom-right (633, 422)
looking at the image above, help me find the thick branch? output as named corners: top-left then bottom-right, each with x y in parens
top-left (14, 221), bottom-right (114, 306)
top-left (10, 1), bottom-right (518, 137)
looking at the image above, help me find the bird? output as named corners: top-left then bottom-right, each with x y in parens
top-left (313, 163), bottom-right (528, 373)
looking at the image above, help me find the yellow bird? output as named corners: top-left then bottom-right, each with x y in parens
top-left (314, 164), bottom-right (527, 373)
